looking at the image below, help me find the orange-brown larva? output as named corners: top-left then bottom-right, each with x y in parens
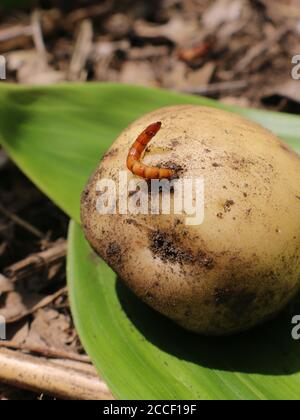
top-left (126, 122), bottom-right (175, 180)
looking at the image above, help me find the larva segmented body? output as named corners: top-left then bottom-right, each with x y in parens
top-left (126, 122), bottom-right (174, 180)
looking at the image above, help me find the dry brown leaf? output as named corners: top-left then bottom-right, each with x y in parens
top-left (25, 308), bottom-right (72, 351)
top-left (7, 49), bottom-right (65, 84)
top-left (258, 0), bottom-right (300, 21)
top-left (186, 62), bottom-right (216, 88)
top-left (6, 49), bottom-right (38, 72)
top-left (7, 321), bottom-right (30, 344)
top-left (0, 291), bottom-right (44, 323)
top-left (0, 287), bottom-right (67, 323)
top-left (120, 61), bottom-right (158, 86)
top-left (161, 58), bottom-right (187, 89)
top-left (202, 0), bottom-right (244, 29)
top-left (0, 274), bottom-right (13, 295)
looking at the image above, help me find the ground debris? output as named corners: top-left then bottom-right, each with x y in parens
top-left (0, 0), bottom-right (299, 111)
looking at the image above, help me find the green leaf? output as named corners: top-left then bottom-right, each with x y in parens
top-left (1, 83), bottom-right (300, 400)
top-left (0, 83), bottom-right (299, 224)
top-left (68, 220), bottom-right (300, 400)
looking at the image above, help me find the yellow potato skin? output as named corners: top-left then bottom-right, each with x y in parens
top-left (81, 105), bottom-right (300, 335)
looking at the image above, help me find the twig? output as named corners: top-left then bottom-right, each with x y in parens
top-left (181, 80), bottom-right (249, 96)
top-left (4, 239), bottom-right (67, 282)
top-left (0, 341), bottom-right (91, 364)
top-left (0, 25), bottom-right (32, 43)
top-left (5, 287), bottom-right (68, 324)
top-left (68, 20), bottom-right (93, 81)
top-left (0, 349), bottom-right (113, 400)
top-left (31, 9), bottom-right (48, 70)
top-left (0, 203), bottom-right (44, 239)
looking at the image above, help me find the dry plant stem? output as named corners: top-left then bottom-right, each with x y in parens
top-left (0, 25), bottom-right (32, 43)
top-left (4, 239), bottom-right (67, 282)
top-left (0, 349), bottom-right (113, 400)
top-left (31, 9), bottom-right (48, 70)
top-left (0, 203), bottom-right (44, 239)
top-left (53, 358), bottom-right (96, 376)
top-left (68, 19), bottom-right (93, 81)
top-left (0, 341), bottom-right (91, 364)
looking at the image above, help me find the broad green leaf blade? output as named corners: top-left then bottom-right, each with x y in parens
top-left (68, 221), bottom-right (300, 400)
top-left (0, 83), bottom-right (299, 223)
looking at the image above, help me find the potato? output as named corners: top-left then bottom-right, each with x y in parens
top-left (81, 105), bottom-right (300, 335)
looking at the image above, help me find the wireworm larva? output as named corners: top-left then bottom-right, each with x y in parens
top-left (126, 122), bottom-right (175, 180)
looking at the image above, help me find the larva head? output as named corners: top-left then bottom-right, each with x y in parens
top-left (81, 105), bottom-right (300, 336)
top-left (145, 121), bottom-right (162, 137)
